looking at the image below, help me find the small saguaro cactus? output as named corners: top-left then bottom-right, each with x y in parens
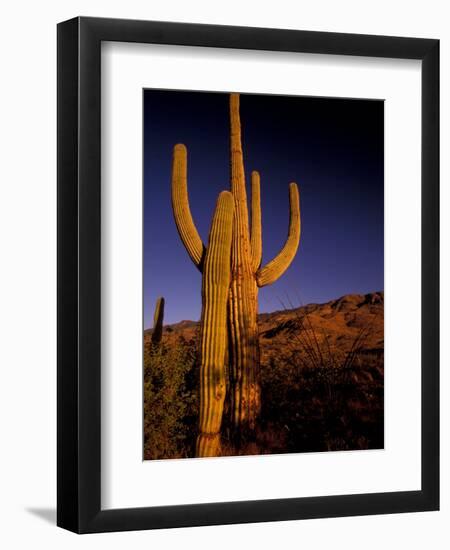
top-left (171, 93), bottom-right (301, 448)
top-left (151, 296), bottom-right (165, 346)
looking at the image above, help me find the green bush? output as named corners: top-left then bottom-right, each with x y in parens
top-left (143, 339), bottom-right (198, 460)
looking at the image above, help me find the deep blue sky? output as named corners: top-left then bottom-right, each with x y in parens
top-left (143, 90), bottom-right (384, 327)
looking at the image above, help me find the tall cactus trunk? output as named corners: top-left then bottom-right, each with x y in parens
top-left (228, 94), bottom-right (261, 438)
top-left (228, 278), bottom-right (260, 436)
top-left (196, 192), bottom-right (234, 457)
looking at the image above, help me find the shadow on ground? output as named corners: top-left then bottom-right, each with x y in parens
top-left (26, 507), bottom-right (56, 525)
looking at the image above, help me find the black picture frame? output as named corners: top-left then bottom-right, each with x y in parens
top-left (57, 16), bottom-right (439, 533)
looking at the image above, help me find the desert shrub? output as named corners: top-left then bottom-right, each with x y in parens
top-left (259, 302), bottom-right (384, 454)
top-left (260, 349), bottom-right (384, 453)
top-left (143, 340), bottom-right (198, 460)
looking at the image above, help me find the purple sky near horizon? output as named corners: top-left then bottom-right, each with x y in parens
top-left (143, 90), bottom-right (384, 328)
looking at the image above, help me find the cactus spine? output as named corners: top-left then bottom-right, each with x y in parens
top-left (171, 93), bottom-right (301, 449)
top-left (151, 296), bottom-right (165, 346)
top-left (196, 192), bottom-right (234, 457)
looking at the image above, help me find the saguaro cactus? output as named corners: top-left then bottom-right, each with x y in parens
top-left (228, 94), bottom-right (301, 437)
top-left (171, 93), bottom-right (301, 448)
top-left (227, 95), bottom-right (261, 434)
top-left (151, 296), bottom-right (165, 346)
top-left (196, 192), bottom-right (234, 457)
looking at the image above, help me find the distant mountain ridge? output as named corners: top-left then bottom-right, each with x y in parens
top-left (144, 291), bottom-right (384, 361)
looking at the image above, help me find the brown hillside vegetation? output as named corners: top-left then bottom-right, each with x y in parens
top-left (144, 291), bottom-right (384, 365)
top-left (144, 291), bottom-right (384, 459)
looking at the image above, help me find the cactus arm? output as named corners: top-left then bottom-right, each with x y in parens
top-left (171, 143), bottom-right (206, 271)
top-left (250, 171), bottom-right (262, 271)
top-left (151, 296), bottom-right (165, 345)
top-left (256, 182), bottom-right (301, 287)
top-left (196, 191), bottom-right (234, 457)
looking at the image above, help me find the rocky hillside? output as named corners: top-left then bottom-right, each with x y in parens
top-left (144, 291), bottom-right (384, 365)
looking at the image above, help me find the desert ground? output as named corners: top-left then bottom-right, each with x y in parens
top-left (144, 291), bottom-right (384, 459)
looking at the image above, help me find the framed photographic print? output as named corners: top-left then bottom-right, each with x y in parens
top-left (57, 17), bottom-right (439, 533)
